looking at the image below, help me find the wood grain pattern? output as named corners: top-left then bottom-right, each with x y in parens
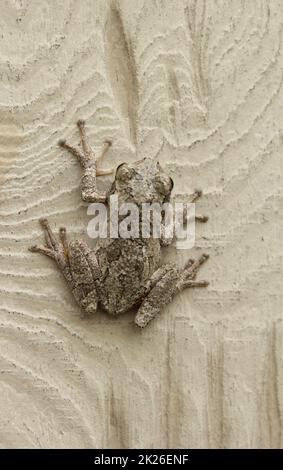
top-left (0, 0), bottom-right (282, 448)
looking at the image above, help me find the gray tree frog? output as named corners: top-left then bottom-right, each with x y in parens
top-left (29, 120), bottom-right (209, 328)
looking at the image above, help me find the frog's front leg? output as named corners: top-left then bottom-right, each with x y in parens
top-left (161, 190), bottom-right (208, 247)
top-left (59, 119), bottom-right (114, 203)
top-left (135, 254), bottom-right (209, 328)
top-left (29, 218), bottom-right (100, 316)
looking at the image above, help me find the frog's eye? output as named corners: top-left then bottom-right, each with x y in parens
top-left (115, 163), bottom-right (134, 181)
top-left (155, 176), bottom-right (174, 195)
top-left (169, 177), bottom-right (174, 191)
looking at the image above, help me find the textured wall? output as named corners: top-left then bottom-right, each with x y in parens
top-left (0, 0), bottom-right (282, 449)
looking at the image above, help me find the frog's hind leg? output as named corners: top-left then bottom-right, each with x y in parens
top-left (177, 254), bottom-right (209, 289)
top-left (67, 240), bottom-right (101, 316)
top-left (135, 254), bottom-right (209, 328)
top-left (29, 218), bottom-right (100, 316)
top-left (58, 119), bottom-right (114, 203)
top-left (189, 190), bottom-right (209, 223)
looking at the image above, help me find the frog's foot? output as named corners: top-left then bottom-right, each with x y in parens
top-left (189, 190), bottom-right (209, 222)
top-left (29, 218), bottom-right (69, 268)
top-left (58, 120), bottom-right (114, 175)
top-left (29, 218), bottom-right (99, 316)
top-left (58, 119), bottom-right (114, 202)
top-left (191, 191), bottom-right (209, 222)
top-left (195, 215), bottom-right (209, 223)
top-left (177, 253), bottom-right (209, 289)
top-left (173, 190), bottom-right (208, 229)
top-left (134, 265), bottom-right (180, 328)
top-left (28, 218), bottom-right (77, 300)
top-left (189, 189), bottom-right (201, 202)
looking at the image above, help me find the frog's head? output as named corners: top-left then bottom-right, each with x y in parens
top-left (113, 157), bottom-right (174, 205)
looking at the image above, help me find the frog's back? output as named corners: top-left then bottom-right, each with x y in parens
top-left (95, 237), bottom-right (160, 315)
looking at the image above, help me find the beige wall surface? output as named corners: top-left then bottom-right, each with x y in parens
top-left (0, 0), bottom-right (282, 449)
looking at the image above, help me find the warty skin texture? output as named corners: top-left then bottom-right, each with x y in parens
top-left (29, 120), bottom-right (209, 328)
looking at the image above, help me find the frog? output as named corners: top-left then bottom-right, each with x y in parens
top-left (29, 120), bottom-right (209, 328)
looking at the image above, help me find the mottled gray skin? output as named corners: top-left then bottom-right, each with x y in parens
top-left (29, 120), bottom-right (209, 328)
